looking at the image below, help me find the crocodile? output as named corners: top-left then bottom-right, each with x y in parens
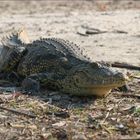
top-left (0, 28), bottom-right (128, 97)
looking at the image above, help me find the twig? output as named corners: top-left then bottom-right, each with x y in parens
top-left (100, 106), bottom-right (115, 124)
top-left (81, 25), bottom-right (106, 32)
top-left (0, 106), bottom-right (36, 118)
top-left (77, 25), bottom-right (107, 36)
top-left (98, 61), bottom-right (140, 71)
top-left (46, 102), bottom-right (62, 111)
top-left (100, 125), bottom-right (112, 134)
top-left (113, 30), bottom-right (128, 34)
top-left (111, 62), bottom-right (140, 70)
top-left (77, 32), bottom-right (88, 36)
top-left (46, 111), bottom-right (70, 118)
top-left (132, 75), bottom-right (140, 79)
top-left (101, 112), bottom-right (110, 124)
top-left (115, 93), bottom-right (140, 99)
top-left (85, 30), bottom-right (107, 35)
top-left (119, 136), bottom-right (140, 140)
top-left (10, 124), bottom-right (37, 130)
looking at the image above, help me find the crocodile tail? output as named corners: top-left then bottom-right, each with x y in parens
top-left (1, 27), bottom-right (30, 48)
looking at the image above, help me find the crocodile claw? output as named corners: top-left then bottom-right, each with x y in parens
top-left (21, 78), bottom-right (40, 93)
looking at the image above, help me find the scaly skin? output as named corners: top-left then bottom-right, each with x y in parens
top-left (0, 29), bottom-right (128, 97)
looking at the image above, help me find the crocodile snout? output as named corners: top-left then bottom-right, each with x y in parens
top-left (114, 71), bottom-right (129, 82)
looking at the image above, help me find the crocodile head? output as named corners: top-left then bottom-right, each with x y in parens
top-left (63, 62), bottom-right (128, 97)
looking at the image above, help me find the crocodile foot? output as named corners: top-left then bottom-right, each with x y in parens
top-left (21, 78), bottom-right (40, 93)
top-left (118, 84), bottom-right (131, 92)
top-left (8, 72), bottom-right (21, 83)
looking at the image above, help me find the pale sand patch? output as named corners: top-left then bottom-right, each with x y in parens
top-left (0, 1), bottom-right (139, 66)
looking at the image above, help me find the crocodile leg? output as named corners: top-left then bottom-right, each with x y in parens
top-left (21, 72), bottom-right (62, 93)
top-left (0, 71), bottom-right (20, 86)
top-left (7, 71), bottom-right (21, 84)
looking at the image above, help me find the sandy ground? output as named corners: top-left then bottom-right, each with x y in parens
top-left (0, 1), bottom-right (139, 65)
top-left (0, 1), bottom-right (139, 140)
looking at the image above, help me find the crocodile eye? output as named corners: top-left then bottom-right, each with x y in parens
top-left (90, 62), bottom-right (100, 68)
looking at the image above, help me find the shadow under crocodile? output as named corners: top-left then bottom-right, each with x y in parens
top-left (0, 80), bottom-right (97, 110)
top-left (27, 88), bottom-right (97, 109)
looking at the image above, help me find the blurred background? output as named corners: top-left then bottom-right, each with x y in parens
top-left (0, 0), bottom-right (139, 64)
top-left (0, 0), bottom-right (140, 14)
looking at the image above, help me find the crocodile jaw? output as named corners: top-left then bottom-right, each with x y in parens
top-left (83, 74), bottom-right (129, 97)
top-left (66, 75), bottom-right (128, 97)
top-left (87, 87), bottom-right (112, 97)
top-left (80, 82), bottom-right (127, 97)
top-left (78, 86), bottom-right (115, 97)
top-left (69, 86), bottom-right (113, 97)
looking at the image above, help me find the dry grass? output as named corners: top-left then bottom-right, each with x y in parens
top-left (0, 76), bottom-right (139, 140)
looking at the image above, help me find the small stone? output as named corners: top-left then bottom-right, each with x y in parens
top-left (111, 117), bottom-right (116, 121)
top-left (72, 133), bottom-right (87, 140)
top-left (116, 124), bottom-right (124, 129)
top-left (41, 127), bottom-right (46, 132)
top-left (40, 133), bottom-right (56, 140)
top-left (52, 121), bottom-right (66, 127)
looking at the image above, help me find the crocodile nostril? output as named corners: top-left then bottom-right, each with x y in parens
top-left (115, 72), bottom-right (124, 78)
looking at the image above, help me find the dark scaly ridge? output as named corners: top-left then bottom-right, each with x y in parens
top-left (1, 28), bottom-right (29, 48)
top-left (33, 38), bottom-right (91, 61)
